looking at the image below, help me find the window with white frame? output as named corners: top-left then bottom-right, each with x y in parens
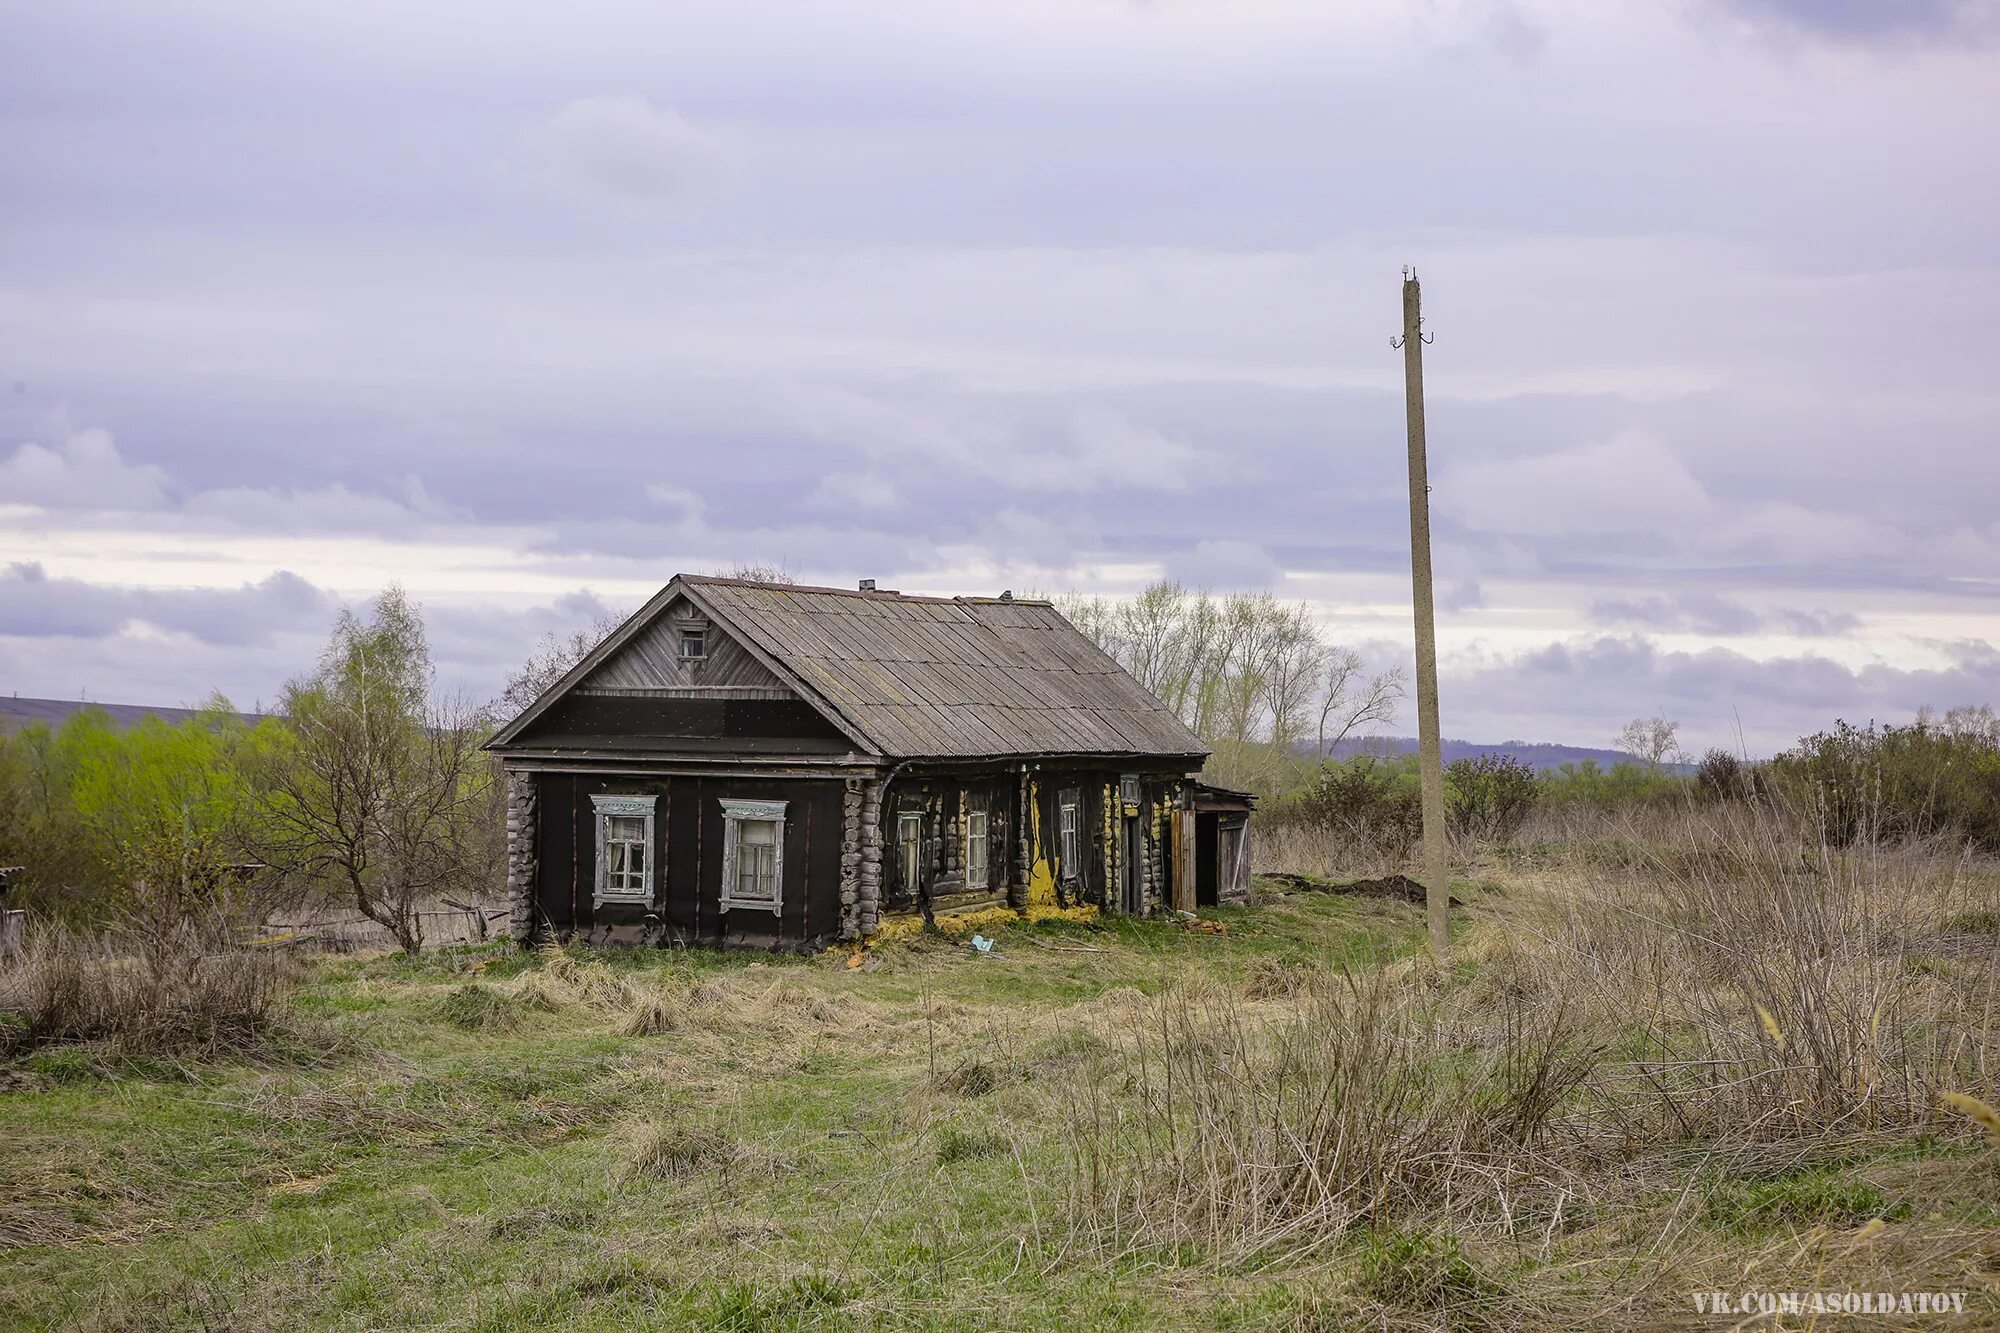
top-left (591, 794), bottom-right (657, 905)
top-left (964, 810), bottom-right (989, 888)
top-left (719, 798), bottom-right (786, 913)
top-left (1057, 793), bottom-right (1079, 882)
top-left (898, 812), bottom-right (923, 892)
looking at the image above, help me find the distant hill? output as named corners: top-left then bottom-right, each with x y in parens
top-left (1323, 735), bottom-right (1688, 773)
top-left (0, 696), bottom-right (269, 736)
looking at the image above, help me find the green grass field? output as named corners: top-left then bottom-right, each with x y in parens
top-left (4, 872), bottom-right (1997, 1330)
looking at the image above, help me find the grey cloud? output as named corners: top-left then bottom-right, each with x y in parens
top-left (0, 429), bottom-right (172, 510)
top-left (537, 96), bottom-right (737, 210)
top-left (1589, 593), bottom-right (1862, 638)
top-left (1440, 580), bottom-right (1486, 613)
top-left (1588, 592), bottom-right (1764, 635)
top-left (1164, 540), bottom-right (1281, 590)
top-left (0, 563), bottom-right (336, 647)
top-left (1443, 634), bottom-right (2000, 755)
top-left (183, 478), bottom-right (460, 537)
top-left (1716, 0), bottom-right (1998, 42)
top-left (1769, 607), bottom-right (1862, 637)
top-left (4, 5), bottom-right (1999, 745)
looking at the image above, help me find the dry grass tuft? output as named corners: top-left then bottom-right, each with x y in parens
top-left (624, 1119), bottom-right (743, 1181)
top-left (621, 988), bottom-right (682, 1037)
top-left (435, 983), bottom-right (521, 1032)
top-left (1241, 957), bottom-right (1316, 1001)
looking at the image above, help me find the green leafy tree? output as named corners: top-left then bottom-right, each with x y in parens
top-left (258, 587), bottom-right (495, 954)
top-left (68, 698), bottom-right (286, 951)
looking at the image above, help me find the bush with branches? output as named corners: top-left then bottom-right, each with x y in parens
top-left (1444, 753), bottom-right (1538, 843)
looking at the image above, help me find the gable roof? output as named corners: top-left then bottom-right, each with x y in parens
top-left (489, 575), bottom-right (1208, 763)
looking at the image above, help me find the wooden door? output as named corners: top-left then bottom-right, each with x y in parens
top-left (1121, 815), bottom-right (1144, 914)
top-left (1172, 811), bottom-right (1197, 913)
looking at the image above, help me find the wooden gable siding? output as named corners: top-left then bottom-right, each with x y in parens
top-left (584, 596), bottom-right (790, 693)
top-left (511, 692), bottom-right (853, 754)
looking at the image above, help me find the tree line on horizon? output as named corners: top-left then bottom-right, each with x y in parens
top-left (4, 576), bottom-right (1998, 952)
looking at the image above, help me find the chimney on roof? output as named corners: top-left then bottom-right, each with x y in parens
top-left (859, 578), bottom-right (876, 592)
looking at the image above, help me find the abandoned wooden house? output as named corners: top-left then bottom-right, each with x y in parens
top-left (487, 575), bottom-right (1256, 950)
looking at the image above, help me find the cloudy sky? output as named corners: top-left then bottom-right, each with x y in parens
top-left (3, 0), bottom-right (1996, 753)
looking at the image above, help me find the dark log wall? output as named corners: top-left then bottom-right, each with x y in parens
top-left (881, 765), bottom-right (1190, 918)
top-left (883, 773), bottom-right (1018, 912)
top-left (518, 760), bottom-right (1199, 950)
top-left (530, 772), bottom-right (844, 950)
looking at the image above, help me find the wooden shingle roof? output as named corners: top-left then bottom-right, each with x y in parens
top-left (685, 577), bottom-right (1208, 761)
top-left (487, 574), bottom-right (1209, 763)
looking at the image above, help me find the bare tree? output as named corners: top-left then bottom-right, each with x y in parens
top-left (1932, 703), bottom-right (2000, 744)
top-left (258, 588), bottom-right (494, 955)
top-left (1117, 581), bottom-right (1193, 707)
top-left (497, 610), bottom-right (628, 721)
top-left (1616, 715), bottom-right (1684, 772)
top-left (1257, 601), bottom-right (1326, 752)
top-left (719, 562), bottom-right (795, 584)
top-left (1316, 650), bottom-right (1406, 759)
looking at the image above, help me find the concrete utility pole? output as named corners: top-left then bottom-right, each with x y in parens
top-left (1397, 269), bottom-right (1451, 964)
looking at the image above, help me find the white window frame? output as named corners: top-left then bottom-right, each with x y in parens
top-left (964, 810), bottom-right (989, 888)
top-left (1058, 797), bottom-right (1079, 883)
top-left (898, 812), bottom-right (924, 892)
top-left (719, 798), bottom-right (787, 914)
top-left (591, 793), bottom-right (657, 906)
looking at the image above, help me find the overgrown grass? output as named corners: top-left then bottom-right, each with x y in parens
top-left (2, 826), bottom-right (1997, 1329)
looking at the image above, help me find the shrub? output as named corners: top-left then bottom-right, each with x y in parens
top-left (1765, 717), bottom-right (2000, 850)
top-left (1444, 753), bottom-right (1538, 843)
top-left (1694, 748), bottom-right (1750, 801)
top-left (0, 925), bottom-right (298, 1061)
top-left (1534, 758), bottom-right (1690, 812)
top-left (1285, 757), bottom-right (1422, 859)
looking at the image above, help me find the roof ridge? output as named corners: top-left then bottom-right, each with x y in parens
top-left (681, 574), bottom-right (1051, 606)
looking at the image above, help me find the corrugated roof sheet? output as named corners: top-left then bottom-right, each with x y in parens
top-left (684, 577), bottom-right (1207, 761)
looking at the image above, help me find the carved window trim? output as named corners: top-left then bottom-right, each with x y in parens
top-left (592, 793), bottom-right (657, 906)
top-left (897, 811), bottom-right (924, 893)
top-left (1057, 792), bottom-right (1080, 883)
top-left (719, 798), bottom-right (786, 914)
top-left (964, 810), bottom-right (989, 889)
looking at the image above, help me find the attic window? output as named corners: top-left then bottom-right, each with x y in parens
top-left (678, 627), bottom-right (708, 661)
